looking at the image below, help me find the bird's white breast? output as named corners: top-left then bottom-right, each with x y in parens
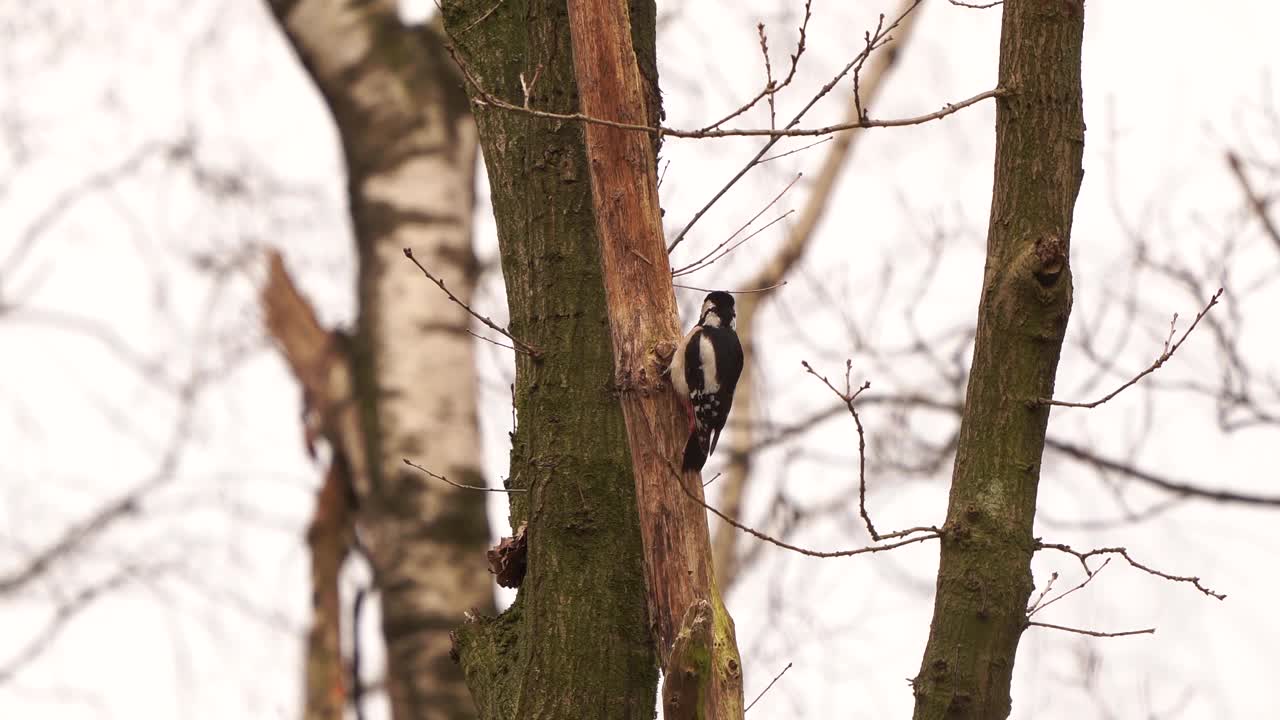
top-left (699, 333), bottom-right (718, 393)
top-left (672, 327), bottom-right (697, 397)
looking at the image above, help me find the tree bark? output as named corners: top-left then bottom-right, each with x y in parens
top-left (264, 3), bottom-right (492, 718)
top-left (439, 1), bottom-right (659, 718)
top-left (911, 1), bottom-right (1085, 718)
top-left (563, 1), bottom-right (744, 717)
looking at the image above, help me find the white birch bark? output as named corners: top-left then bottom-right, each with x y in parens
top-left (266, 2), bottom-right (490, 717)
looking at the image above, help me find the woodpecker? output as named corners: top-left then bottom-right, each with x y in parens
top-left (671, 291), bottom-right (744, 472)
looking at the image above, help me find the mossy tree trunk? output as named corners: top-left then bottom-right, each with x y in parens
top-left (911, 1), bottom-right (1085, 718)
top-left (265, 3), bottom-right (493, 718)
top-left (439, 1), bottom-right (659, 718)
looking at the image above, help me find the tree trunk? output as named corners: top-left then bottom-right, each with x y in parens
top-left (265, 3), bottom-right (492, 718)
top-left (439, 1), bottom-right (659, 718)
top-left (562, 1), bottom-right (745, 717)
top-left (911, 1), bottom-right (1085, 718)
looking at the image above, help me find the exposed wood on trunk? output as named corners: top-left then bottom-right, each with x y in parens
top-left (564, 0), bottom-right (744, 717)
top-left (439, 0), bottom-right (660, 717)
top-left (714, 0), bottom-right (922, 589)
top-left (303, 462), bottom-right (353, 720)
top-left (262, 251), bottom-right (367, 720)
top-left (265, 3), bottom-right (492, 718)
top-left (262, 252), bottom-right (373, 502)
top-left (911, 1), bottom-right (1085, 718)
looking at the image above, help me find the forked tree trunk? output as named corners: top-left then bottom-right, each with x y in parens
top-left (265, 3), bottom-right (493, 718)
top-left (911, 1), bottom-right (1085, 718)
top-left (439, 1), bottom-right (659, 717)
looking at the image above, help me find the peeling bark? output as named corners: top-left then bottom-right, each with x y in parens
top-left (440, 0), bottom-right (659, 717)
top-left (563, 0), bottom-right (744, 716)
top-left (265, 2), bottom-right (492, 718)
top-left (911, 1), bottom-right (1085, 718)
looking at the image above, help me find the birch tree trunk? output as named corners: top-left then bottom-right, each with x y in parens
top-left (265, 3), bottom-right (492, 718)
top-left (439, 1), bottom-right (659, 717)
top-left (911, 1), bottom-right (1085, 717)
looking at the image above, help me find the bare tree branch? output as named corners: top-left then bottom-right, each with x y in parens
top-left (1037, 541), bottom-right (1225, 600)
top-left (1025, 621), bottom-right (1153, 639)
top-left (1040, 289), bottom-right (1223, 409)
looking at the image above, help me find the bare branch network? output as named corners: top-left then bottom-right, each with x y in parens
top-left (456, 63), bottom-right (1000, 141)
top-left (674, 358), bottom-right (941, 561)
top-left (1038, 541), bottom-right (1226, 601)
top-left (444, 0), bottom-right (1002, 142)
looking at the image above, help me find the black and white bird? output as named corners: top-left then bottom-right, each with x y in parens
top-left (671, 291), bottom-right (744, 472)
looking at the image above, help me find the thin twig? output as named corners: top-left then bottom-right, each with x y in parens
top-left (802, 360), bottom-right (879, 540)
top-left (672, 210), bottom-right (796, 277)
top-left (1026, 621), bottom-right (1154, 638)
top-left (667, 0), bottom-right (933, 253)
top-left (403, 458), bottom-right (526, 493)
top-left (445, 12), bottom-right (992, 145)
top-left (1030, 559), bottom-right (1110, 617)
top-left (758, 136), bottom-right (834, 164)
top-left (468, 328), bottom-right (519, 354)
top-left (671, 174), bottom-right (802, 273)
top-left (477, 86), bottom-right (1000, 140)
top-left (758, 23), bottom-right (777, 130)
top-left (852, 16), bottom-right (887, 124)
top-left (948, 0), bottom-right (1002, 8)
top-left (673, 281), bottom-right (789, 295)
top-left (668, 460), bottom-right (939, 558)
top-left (1037, 541), bottom-right (1225, 600)
top-left (745, 661), bottom-right (793, 713)
top-left (698, 0), bottom-right (813, 133)
top-left (403, 247), bottom-right (542, 359)
top-left (1039, 288), bottom-right (1223, 408)
top-left (1026, 571), bottom-right (1059, 615)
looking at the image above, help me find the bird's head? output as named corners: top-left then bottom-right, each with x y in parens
top-left (699, 291), bottom-right (736, 328)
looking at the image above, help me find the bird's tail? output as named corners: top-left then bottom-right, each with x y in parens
top-left (682, 430), bottom-right (710, 472)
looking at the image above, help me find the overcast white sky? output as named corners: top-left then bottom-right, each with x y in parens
top-left (3, 1), bottom-right (1280, 718)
